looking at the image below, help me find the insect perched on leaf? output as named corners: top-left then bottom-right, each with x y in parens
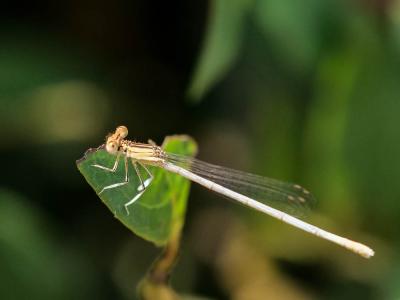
top-left (88, 125), bottom-right (374, 258)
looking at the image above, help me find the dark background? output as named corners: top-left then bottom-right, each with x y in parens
top-left (1, 1), bottom-right (399, 299)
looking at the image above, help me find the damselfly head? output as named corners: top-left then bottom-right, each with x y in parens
top-left (105, 125), bottom-right (128, 155)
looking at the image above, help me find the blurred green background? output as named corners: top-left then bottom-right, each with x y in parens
top-left (0, 1), bottom-right (399, 299)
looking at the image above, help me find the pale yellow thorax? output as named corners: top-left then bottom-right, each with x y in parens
top-left (122, 141), bottom-right (165, 164)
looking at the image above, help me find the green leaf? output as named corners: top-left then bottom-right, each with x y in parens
top-left (77, 135), bottom-right (197, 246)
top-left (187, 0), bottom-right (252, 101)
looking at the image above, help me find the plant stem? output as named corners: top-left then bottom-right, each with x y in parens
top-left (138, 220), bottom-right (183, 300)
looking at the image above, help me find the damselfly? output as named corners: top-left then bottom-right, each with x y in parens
top-left (92, 126), bottom-right (374, 258)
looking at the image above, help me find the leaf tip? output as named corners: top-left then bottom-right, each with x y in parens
top-left (76, 144), bottom-right (105, 165)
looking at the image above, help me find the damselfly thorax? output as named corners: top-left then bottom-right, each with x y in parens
top-left (120, 140), bottom-right (165, 165)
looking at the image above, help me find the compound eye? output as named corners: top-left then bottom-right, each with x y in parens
top-left (106, 141), bottom-right (118, 154)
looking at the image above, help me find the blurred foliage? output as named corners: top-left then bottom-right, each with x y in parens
top-left (187, 0), bottom-right (252, 100)
top-left (0, 0), bottom-right (399, 299)
top-left (0, 189), bottom-right (96, 300)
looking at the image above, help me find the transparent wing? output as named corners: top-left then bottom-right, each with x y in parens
top-left (165, 153), bottom-right (316, 217)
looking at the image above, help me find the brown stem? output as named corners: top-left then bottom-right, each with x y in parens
top-left (138, 221), bottom-right (183, 300)
top-left (148, 222), bottom-right (182, 283)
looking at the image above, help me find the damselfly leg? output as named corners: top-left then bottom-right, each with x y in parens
top-left (92, 155), bottom-right (130, 194)
top-left (133, 161), bottom-right (153, 192)
top-left (123, 161), bottom-right (154, 214)
top-left (92, 155), bottom-right (154, 215)
top-left (92, 153), bottom-right (121, 172)
top-left (137, 161), bottom-right (154, 190)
